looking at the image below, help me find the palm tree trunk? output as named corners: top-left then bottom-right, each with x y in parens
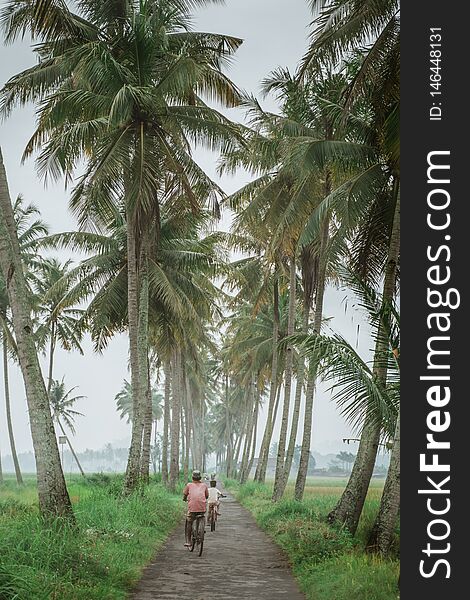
top-left (190, 405), bottom-right (200, 469)
top-left (3, 337), bottom-right (23, 484)
top-left (233, 423), bottom-right (244, 475)
top-left (255, 278), bottom-right (280, 483)
top-left (46, 322), bottom-right (56, 395)
top-left (294, 213), bottom-right (330, 501)
top-left (183, 378), bottom-right (190, 482)
top-left (201, 403), bottom-right (206, 472)
top-left (257, 381), bottom-right (282, 483)
top-left (225, 375), bottom-right (233, 478)
top-left (273, 255), bottom-right (297, 501)
top-left (140, 352), bottom-right (152, 483)
top-left (180, 408), bottom-right (185, 473)
top-left (0, 148), bottom-right (73, 519)
top-left (124, 210), bottom-right (145, 493)
top-left (368, 413), bottom-right (400, 553)
top-left (161, 359), bottom-right (171, 485)
top-left (184, 409), bottom-right (190, 482)
top-left (152, 419), bottom-right (158, 475)
top-left (271, 384), bottom-right (282, 430)
top-left (169, 350), bottom-right (182, 491)
top-left (58, 420), bottom-right (85, 477)
top-left (0, 449), bottom-right (3, 484)
top-left (328, 184), bottom-right (400, 533)
top-left (247, 389), bottom-right (259, 480)
top-left (240, 382), bottom-right (256, 484)
top-left (186, 382), bottom-right (196, 471)
top-left (279, 303), bottom-right (310, 496)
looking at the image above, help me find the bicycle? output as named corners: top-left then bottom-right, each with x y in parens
top-left (208, 503), bottom-right (218, 532)
top-left (207, 494), bottom-right (226, 532)
top-left (186, 512), bottom-right (205, 556)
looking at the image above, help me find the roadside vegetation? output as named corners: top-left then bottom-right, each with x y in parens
top-left (0, 475), bottom-right (182, 600)
top-left (226, 478), bottom-right (399, 600)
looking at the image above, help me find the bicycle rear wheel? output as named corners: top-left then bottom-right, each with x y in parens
top-left (189, 519), bottom-right (197, 552)
top-left (197, 517), bottom-right (205, 556)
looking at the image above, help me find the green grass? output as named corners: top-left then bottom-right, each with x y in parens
top-left (225, 478), bottom-right (399, 600)
top-left (0, 474), bottom-right (184, 600)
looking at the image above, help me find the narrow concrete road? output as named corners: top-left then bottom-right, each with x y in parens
top-left (131, 490), bottom-right (306, 600)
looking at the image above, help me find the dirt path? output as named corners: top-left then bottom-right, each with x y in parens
top-left (131, 489), bottom-right (306, 600)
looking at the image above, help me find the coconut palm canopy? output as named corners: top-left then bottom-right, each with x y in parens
top-left (0, 0), bottom-right (399, 557)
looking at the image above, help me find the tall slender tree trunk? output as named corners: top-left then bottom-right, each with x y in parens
top-left (152, 420), bottom-right (158, 475)
top-left (140, 353), bottom-right (152, 483)
top-left (183, 378), bottom-right (190, 482)
top-left (191, 406), bottom-right (200, 469)
top-left (271, 384), bottom-right (282, 431)
top-left (46, 322), bottom-right (56, 395)
top-left (255, 279), bottom-right (280, 483)
top-left (169, 350), bottom-right (182, 491)
top-left (328, 185), bottom-right (400, 533)
top-left (233, 422), bottom-right (245, 475)
top-left (0, 148), bottom-right (73, 518)
top-left (225, 375), bottom-right (233, 478)
top-left (279, 303), bottom-right (310, 496)
top-left (201, 403), bottom-right (206, 472)
top-left (257, 382), bottom-right (282, 483)
top-left (186, 381), bottom-right (195, 471)
top-left (295, 212), bottom-right (330, 501)
top-left (124, 210), bottom-right (145, 493)
top-left (58, 420), bottom-right (85, 477)
top-left (180, 408), bottom-right (186, 475)
top-left (0, 448), bottom-right (3, 483)
top-left (240, 382), bottom-right (256, 484)
top-left (161, 359), bottom-right (171, 485)
top-left (368, 413), bottom-right (400, 553)
top-left (247, 389), bottom-right (259, 480)
top-left (3, 337), bottom-right (23, 484)
top-left (273, 256), bottom-right (297, 501)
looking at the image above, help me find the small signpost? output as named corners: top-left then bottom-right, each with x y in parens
top-left (59, 435), bottom-right (67, 467)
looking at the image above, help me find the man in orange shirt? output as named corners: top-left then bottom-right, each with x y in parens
top-left (183, 470), bottom-right (208, 546)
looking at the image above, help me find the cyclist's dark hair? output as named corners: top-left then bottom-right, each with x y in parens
top-left (210, 480), bottom-right (216, 487)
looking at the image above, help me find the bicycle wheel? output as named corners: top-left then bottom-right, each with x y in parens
top-left (197, 517), bottom-right (205, 556)
top-left (189, 520), bottom-right (197, 552)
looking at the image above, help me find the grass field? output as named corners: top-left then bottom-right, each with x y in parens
top-left (225, 477), bottom-right (400, 600)
top-left (0, 474), bottom-right (183, 600)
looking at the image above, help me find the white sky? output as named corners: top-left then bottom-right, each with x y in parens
top-left (0, 0), bottom-right (373, 459)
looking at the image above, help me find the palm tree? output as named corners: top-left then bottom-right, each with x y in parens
top-left (33, 258), bottom-right (84, 394)
top-left (0, 194), bottom-right (49, 486)
top-left (295, 0), bottom-right (400, 530)
top-left (221, 68), bottom-right (362, 498)
top-left (292, 269), bottom-right (400, 543)
top-left (41, 205), bottom-right (224, 489)
top-left (49, 378), bottom-right (86, 477)
top-left (1, 0), bottom-right (243, 493)
top-left (290, 281), bottom-right (399, 468)
top-left (0, 149), bottom-right (73, 517)
top-left (115, 377), bottom-right (163, 477)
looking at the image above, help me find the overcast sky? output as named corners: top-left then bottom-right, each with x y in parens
top-left (0, 0), bottom-right (374, 460)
